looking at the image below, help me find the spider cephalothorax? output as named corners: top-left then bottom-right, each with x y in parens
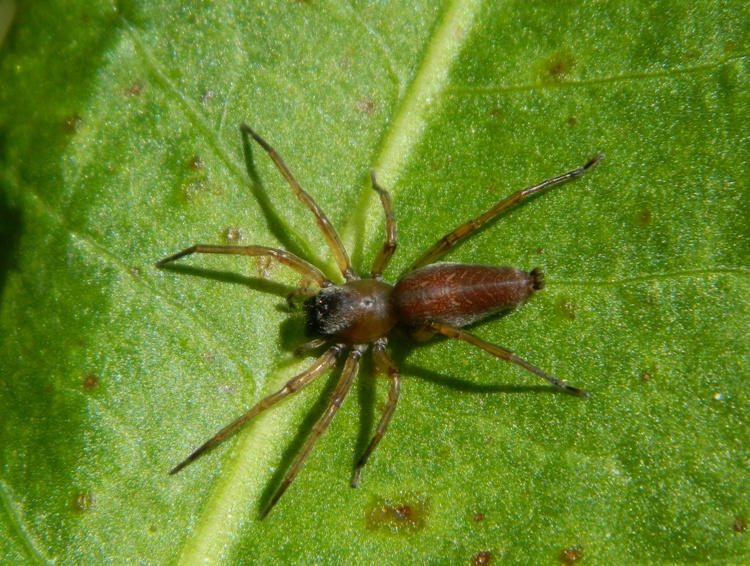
top-left (157, 123), bottom-right (602, 519)
top-left (303, 279), bottom-right (397, 341)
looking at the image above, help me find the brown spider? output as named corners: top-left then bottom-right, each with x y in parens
top-left (157, 124), bottom-right (602, 519)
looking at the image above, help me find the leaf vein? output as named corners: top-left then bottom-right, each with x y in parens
top-left (446, 53), bottom-right (750, 95)
top-left (0, 480), bottom-right (54, 565)
top-left (553, 267), bottom-right (750, 287)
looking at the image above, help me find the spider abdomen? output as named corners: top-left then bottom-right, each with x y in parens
top-left (393, 263), bottom-right (544, 329)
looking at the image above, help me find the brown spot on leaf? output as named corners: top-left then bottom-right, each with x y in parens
top-left (637, 210), bottom-right (652, 226)
top-left (536, 50), bottom-right (576, 84)
top-left (365, 494), bottom-right (428, 533)
top-left (82, 374), bottom-right (99, 390)
top-left (188, 155), bottom-right (205, 170)
top-left (568, 116), bottom-right (577, 126)
top-left (62, 115), bottom-right (82, 133)
top-left (473, 551), bottom-right (492, 565)
top-left (640, 365), bottom-right (656, 382)
top-left (733, 517), bottom-right (747, 532)
top-left (472, 511), bottom-right (485, 522)
top-left (71, 490), bottom-right (95, 512)
top-left (357, 97), bottom-right (376, 115)
top-left (555, 296), bottom-right (576, 321)
top-left (559, 545), bottom-right (583, 564)
top-left (128, 82), bottom-right (144, 96)
top-left (224, 227), bottom-right (242, 243)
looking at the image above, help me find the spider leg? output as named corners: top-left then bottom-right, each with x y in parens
top-left (169, 344), bottom-right (344, 475)
top-left (427, 322), bottom-right (588, 397)
top-left (293, 338), bottom-right (328, 357)
top-left (156, 244), bottom-right (332, 288)
top-left (241, 123), bottom-right (357, 281)
top-left (408, 154), bottom-right (603, 272)
top-left (285, 285), bottom-right (317, 310)
top-left (351, 338), bottom-right (401, 487)
top-left (260, 343), bottom-right (368, 520)
top-left (369, 172), bottom-right (398, 279)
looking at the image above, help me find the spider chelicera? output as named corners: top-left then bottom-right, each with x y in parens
top-left (157, 124), bottom-right (602, 519)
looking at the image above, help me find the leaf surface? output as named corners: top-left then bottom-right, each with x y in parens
top-left (1, 1), bottom-right (749, 564)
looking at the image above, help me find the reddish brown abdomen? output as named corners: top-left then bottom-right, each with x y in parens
top-left (393, 263), bottom-right (542, 328)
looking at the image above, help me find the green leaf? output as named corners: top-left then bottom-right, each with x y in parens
top-left (1, 0), bottom-right (749, 564)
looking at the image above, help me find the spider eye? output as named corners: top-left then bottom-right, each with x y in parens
top-left (304, 289), bottom-right (345, 336)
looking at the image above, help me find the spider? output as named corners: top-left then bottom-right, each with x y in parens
top-left (157, 124), bottom-right (602, 519)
